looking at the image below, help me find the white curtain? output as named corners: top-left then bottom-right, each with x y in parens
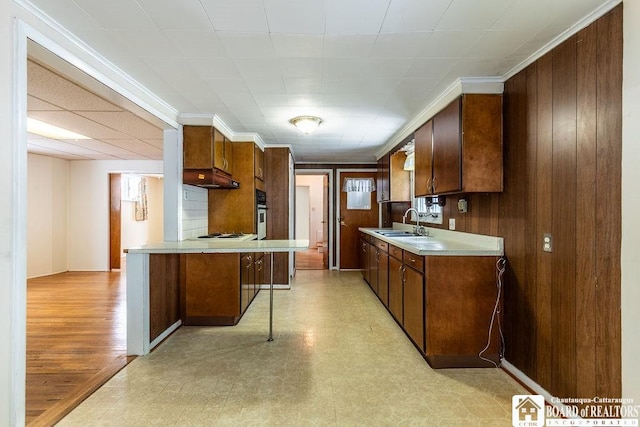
top-left (342, 177), bottom-right (376, 192)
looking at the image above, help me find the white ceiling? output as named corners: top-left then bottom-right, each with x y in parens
top-left (26, 0), bottom-right (612, 162)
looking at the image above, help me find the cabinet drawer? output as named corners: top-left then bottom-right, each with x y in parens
top-left (403, 252), bottom-right (424, 273)
top-left (389, 244), bottom-right (402, 260)
top-left (375, 240), bottom-right (389, 253)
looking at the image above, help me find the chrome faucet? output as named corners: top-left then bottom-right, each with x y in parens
top-left (403, 207), bottom-right (429, 236)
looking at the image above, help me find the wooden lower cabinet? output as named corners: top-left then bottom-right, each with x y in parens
top-left (368, 240), bottom-right (378, 295)
top-left (149, 254), bottom-right (180, 342)
top-left (361, 237), bottom-right (501, 368)
top-left (180, 253), bottom-right (261, 326)
top-left (403, 264), bottom-right (424, 351)
top-left (388, 253), bottom-right (403, 323)
top-left (360, 235), bottom-right (370, 284)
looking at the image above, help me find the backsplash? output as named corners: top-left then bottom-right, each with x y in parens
top-left (181, 185), bottom-right (208, 239)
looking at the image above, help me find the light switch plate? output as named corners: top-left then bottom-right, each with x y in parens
top-left (543, 233), bottom-right (553, 252)
top-left (449, 218), bottom-right (456, 230)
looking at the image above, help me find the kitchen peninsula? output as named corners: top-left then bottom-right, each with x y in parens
top-left (125, 239), bottom-right (309, 356)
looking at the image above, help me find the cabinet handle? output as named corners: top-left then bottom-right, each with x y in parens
top-left (427, 177), bottom-right (432, 194)
top-left (376, 249), bottom-right (380, 263)
top-left (432, 176), bottom-right (437, 193)
top-left (409, 258), bottom-right (415, 263)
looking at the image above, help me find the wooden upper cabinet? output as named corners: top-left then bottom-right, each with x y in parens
top-left (254, 145), bottom-right (265, 181)
top-left (183, 125), bottom-right (232, 174)
top-left (183, 125), bottom-right (214, 169)
top-left (414, 94), bottom-right (502, 196)
top-left (414, 120), bottom-right (433, 197)
top-left (432, 98), bottom-right (462, 194)
top-left (377, 151), bottom-right (410, 203)
top-left (376, 153), bottom-right (390, 202)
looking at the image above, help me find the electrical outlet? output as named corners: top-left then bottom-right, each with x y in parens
top-left (449, 218), bottom-right (456, 230)
top-left (543, 233), bottom-right (553, 252)
top-left (183, 190), bottom-right (189, 200)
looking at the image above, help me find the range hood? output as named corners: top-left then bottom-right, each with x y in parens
top-left (183, 169), bottom-right (240, 189)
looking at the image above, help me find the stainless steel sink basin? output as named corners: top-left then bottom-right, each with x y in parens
top-left (375, 230), bottom-right (418, 237)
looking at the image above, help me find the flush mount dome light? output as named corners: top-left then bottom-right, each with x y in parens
top-left (289, 116), bottom-right (323, 135)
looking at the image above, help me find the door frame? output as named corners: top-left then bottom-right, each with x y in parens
top-left (336, 168), bottom-right (378, 270)
top-left (295, 169), bottom-right (334, 270)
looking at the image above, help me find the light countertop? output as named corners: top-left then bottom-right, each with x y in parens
top-left (359, 224), bottom-right (503, 257)
top-left (126, 239), bottom-right (310, 254)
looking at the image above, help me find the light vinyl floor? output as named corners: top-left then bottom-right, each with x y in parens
top-left (60, 270), bottom-right (526, 426)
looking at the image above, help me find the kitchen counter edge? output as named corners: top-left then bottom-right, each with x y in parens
top-left (125, 239), bottom-right (310, 254)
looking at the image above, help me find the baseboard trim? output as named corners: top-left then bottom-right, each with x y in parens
top-left (258, 284), bottom-right (290, 290)
top-left (149, 319), bottom-right (181, 351)
top-left (502, 359), bottom-right (581, 418)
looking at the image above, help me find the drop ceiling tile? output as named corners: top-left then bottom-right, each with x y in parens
top-left (27, 143), bottom-right (90, 160)
top-left (245, 77), bottom-right (286, 94)
top-left (233, 58), bottom-right (281, 79)
top-left (28, 111), bottom-right (130, 139)
top-left (271, 34), bottom-right (324, 58)
top-left (323, 35), bottom-right (376, 57)
top-left (415, 31), bottom-right (482, 58)
top-left (137, 0), bottom-right (212, 31)
top-left (28, 96), bottom-right (63, 111)
top-left (435, 0), bottom-right (516, 31)
top-left (370, 32), bottom-right (433, 57)
top-left (325, 0), bottom-right (390, 35)
top-left (381, 0), bottom-right (452, 33)
top-left (28, 61), bottom-right (122, 112)
top-left (283, 78), bottom-right (323, 94)
top-left (164, 31), bottom-right (227, 58)
top-left (27, 137), bottom-right (120, 159)
top-left (219, 33), bottom-right (277, 58)
top-left (31, 0), bottom-right (102, 32)
top-left (254, 94), bottom-right (291, 107)
top-left (75, 111), bottom-right (162, 139)
top-left (278, 58), bottom-right (323, 79)
top-left (141, 139), bottom-right (165, 149)
top-left (202, 78), bottom-right (249, 94)
top-left (73, 0), bottom-right (158, 30)
top-left (263, 0), bottom-right (326, 34)
top-left (404, 57), bottom-right (456, 79)
top-left (365, 58), bottom-right (414, 79)
top-left (101, 138), bottom-right (164, 156)
top-left (467, 30), bottom-right (531, 58)
top-left (200, 0), bottom-right (269, 32)
top-left (322, 58), bottom-right (371, 79)
top-left (184, 57), bottom-right (241, 80)
top-left (111, 30), bottom-right (183, 58)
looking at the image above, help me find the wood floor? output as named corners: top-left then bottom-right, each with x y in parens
top-left (295, 247), bottom-right (326, 270)
top-left (26, 271), bottom-right (129, 426)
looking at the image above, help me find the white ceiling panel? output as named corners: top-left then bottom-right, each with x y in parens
top-left (263, 0), bottom-right (326, 34)
top-left (325, 0), bottom-right (390, 35)
top-left (381, 0), bottom-right (452, 33)
top-left (73, 0), bottom-right (157, 31)
top-left (137, 0), bottom-right (212, 31)
top-left (75, 111), bottom-right (164, 139)
top-left (27, 0), bottom-right (614, 163)
top-left (271, 34), bottom-right (324, 58)
top-left (200, 0), bottom-right (269, 32)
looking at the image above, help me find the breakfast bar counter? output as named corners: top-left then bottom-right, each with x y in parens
top-left (126, 239), bottom-right (309, 356)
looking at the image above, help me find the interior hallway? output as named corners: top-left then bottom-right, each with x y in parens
top-left (59, 270), bottom-right (526, 426)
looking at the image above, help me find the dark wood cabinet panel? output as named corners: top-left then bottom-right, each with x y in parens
top-left (432, 97), bottom-right (462, 194)
top-left (183, 126), bottom-right (213, 169)
top-left (149, 254), bottom-right (180, 341)
top-left (388, 255), bottom-right (403, 324)
top-left (265, 148), bottom-right (292, 285)
top-left (360, 235), bottom-right (369, 284)
top-left (403, 265), bottom-right (424, 351)
top-left (414, 120), bottom-right (433, 197)
top-left (368, 241), bottom-right (378, 295)
top-left (254, 145), bottom-right (265, 181)
top-left (378, 249), bottom-right (389, 308)
top-left (376, 153), bottom-right (390, 202)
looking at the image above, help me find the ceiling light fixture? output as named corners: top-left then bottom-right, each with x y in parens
top-left (27, 117), bottom-right (90, 140)
top-left (289, 116), bottom-right (323, 135)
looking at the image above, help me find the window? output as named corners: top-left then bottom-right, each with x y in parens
top-left (343, 177), bottom-right (375, 210)
top-left (121, 175), bottom-right (141, 201)
top-left (347, 191), bottom-right (371, 210)
top-left (410, 171), bottom-right (443, 224)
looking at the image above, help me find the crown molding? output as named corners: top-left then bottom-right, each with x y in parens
top-left (375, 77), bottom-right (503, 159)
top-left (502, 0), bottom-right (622, 81)
top-left (179, 113), bottom-right (266, 150)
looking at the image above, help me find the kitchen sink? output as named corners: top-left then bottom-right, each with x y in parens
top-left (374, 230), bottom-right (419, 237)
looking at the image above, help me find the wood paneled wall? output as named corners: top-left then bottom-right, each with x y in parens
top-left (265, 148), bottom-right (292, 284)
top-left (390, 5), bottom-right (622, 399)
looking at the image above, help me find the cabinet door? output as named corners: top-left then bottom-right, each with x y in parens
top-left (254, 254), bottom-right (264, 299)
top-left (240, 254), bottom-right (254, 314)
top-left (183, 126), bottom-right (213, 169)
top-left (388, 256), bottom-right (403, 323)
top-left (414, 120), bottom-right (433, 196)
top-left (223, 137), bottom-right (233, 174)
top-left (376, 153), bottom-right (390, 202)
top-left (389, 151), bottom-right (411, 202)
top-left (254, 145), bottom-right (265, 181)
top-left (212, 128), bottom-right (226, 172)
top-left (432, 98), bottom-right (462, 194)
top-left (403, 266), bottom-right (424, 351)
top-left (368, 243), bottom-right (378, 295)
top-left (360, 237), bottom-right (368, 282)
top-left (378, 250), bottom-right (389, 307)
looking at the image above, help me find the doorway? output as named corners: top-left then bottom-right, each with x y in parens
top-left (336, 170), bottom-right (379, 270)
top-left (295, 172), bottom-right (331, 270)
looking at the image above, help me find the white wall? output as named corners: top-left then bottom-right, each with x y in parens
top-left (26, 153), bottom-right (69, 278)
top-left (296, 175), bottom-right (325, 247)
top-left (622, 0), bottom-right (640, 407)
top-left (181, 184), bottom-right (208, 239)
top-left (120, 176), bottom-right (164, 253)
top-left (68, 160), bottom-right (162, 271)
top-left (295, 186), bottom-right (310, 242)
